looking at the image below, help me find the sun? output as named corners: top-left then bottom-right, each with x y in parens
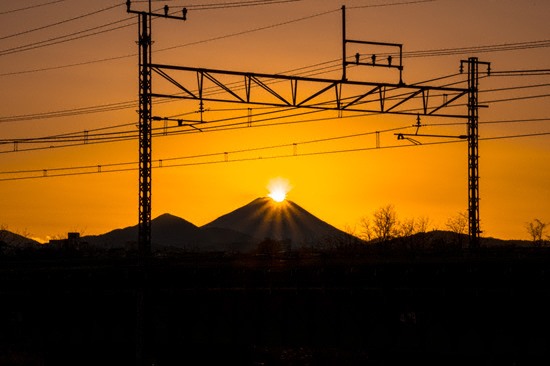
top-left (267, 177), bottom-right (291, 203)
top-left (268, 188), bottom-right (287, 202)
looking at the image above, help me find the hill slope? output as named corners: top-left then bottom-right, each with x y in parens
top-left (0, 230), bottom-right (41, 248)
top-left (203, 197), bottom-right (352, 248)
top-left (84, 213), bottom-right (199, 248)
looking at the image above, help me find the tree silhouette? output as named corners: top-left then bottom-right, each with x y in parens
top-left (372, 204), bottom-right (399, 242)
top-left (400, 217), bottom-right (417, 237)
top-left (445, 212), bottom-right (468, 248)
top-left (360, 207), bottom-right (431, 243)
top-left (526, 219), bottom-right (547, 246)
top-left (446, 212), bottom-right (468, 235)
top-left (358, 217), bottom-right (373, 242)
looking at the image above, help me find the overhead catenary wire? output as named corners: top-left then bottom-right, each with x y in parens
top-left (1, 73), bottom-right (548, 148)
top-left (1, 131), bottom-right (548, 182)
top-left (175, 0), bottom-right (302, 11)
top-left (0, 124), bottom-right (414, 175)
top-left (10, 53), bottom-right (549, 129)
top-left (0, 68), bottom-right (545, 154)
top-left (0, 67), bottom-right (471, 123)
top-left (348, 0), bottom-right (438, 8)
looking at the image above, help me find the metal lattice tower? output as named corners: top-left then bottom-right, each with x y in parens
top-left (127, 2), bottom-right (187, 365)
top-left (127, 0), bottom-right (187, 259)
top-left (137, 11), bottom-right (152, 258)
top-left (462, 57), bottom-right (491, 248)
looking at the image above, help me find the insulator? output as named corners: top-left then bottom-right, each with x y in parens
top-left (387, 55), bottom-right (392, 67)
top-left (355, 53), bottom-right (360, 64)
top-left (182, 8), bottom-right (188, 20)
top-left (164, 5), bottom-right (169, 16)
top-left (371, 54), bottom-right (376, 65)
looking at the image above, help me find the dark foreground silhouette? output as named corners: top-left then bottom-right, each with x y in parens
top-left (1, 244), bottom-right (550, 365)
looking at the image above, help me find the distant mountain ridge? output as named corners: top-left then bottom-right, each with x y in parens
top-left (83, 213), bottom-right (253, 251)
top-left (82, 197), bottom-right (354, 251)
top-left (0, 230), bottom-right (41, 248)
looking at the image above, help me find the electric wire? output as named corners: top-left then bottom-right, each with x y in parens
top-left (348, 0), bottom-right (437, 8)
top-left (1, 131), bottom-right (547, 182)
top-left (0, 0), bottom-right (65, 16)
top-left (0, 1), bottom-right (305, 56)
top-left (0, 71), bottom-right (549, 147)
top-left (0, 124), bottom-right (413, 175)
top-left (0, 19), bottom-right (135, 57)
top-left (153, 8), bottom-right (339, 54)
top-left (0, 17), bottom-right (135, 56)
top-left (422, 117), bottom-right (550, 128)
top-left (491, 68), bottom-right (550, 76)
top-left (402, 40), bottom-right (550, 58)
top-left (178, 0), bottom-right (302, 11)
top-left (2, 104), bottom-right (549, 155)
top-left (0, 3), bottom-right (123, 41)
top-left (0, 69), bottom-right (550, 140)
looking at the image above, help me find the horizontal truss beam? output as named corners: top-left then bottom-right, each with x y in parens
top-left (150, 64), bottom-right (469, 119)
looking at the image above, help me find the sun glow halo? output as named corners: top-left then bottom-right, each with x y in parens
top-left (269, 189), bottom-right (287, 202)
top-left (267, 177), bottom-right (291, 203)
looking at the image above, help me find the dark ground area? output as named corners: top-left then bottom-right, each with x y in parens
top-left (1, 248), bottom-right (550, 365)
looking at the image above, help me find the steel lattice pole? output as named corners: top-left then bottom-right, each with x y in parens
top-left (467, 57), bottom-right (480, 249)
top-left (138, 11), bottom-right (152, 259)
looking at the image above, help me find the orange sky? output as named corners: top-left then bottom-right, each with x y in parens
top-left (1, 0), bottom-right (549, 242)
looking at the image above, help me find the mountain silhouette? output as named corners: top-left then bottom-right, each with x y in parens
top-left (83, 198), bottom-right (355, 251)
top-left (84, 213), bottom-right (253, 251)
top-left (0, 229), bottom-right (41, 248)
top-left (203, 197), bottom-right (351, 249)
top-left (84, 213), bottom-right (199, 248)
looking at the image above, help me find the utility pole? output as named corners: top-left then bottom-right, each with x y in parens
top-left (126, 0), bottom-right (187, 261)
top-left (461, 57), bottom-right (491, 249)
top-left (126, 2), bottom-right (187, 365)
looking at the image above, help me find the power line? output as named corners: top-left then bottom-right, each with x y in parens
top-left (1, 2), bottom-right (548, 75)
top-left (422, 117), bottom-right (550, 128)
top-left (0, 69), bottom-right (550, 132)
top-left (153, 8), bottom-right (339, 54)
top-left (0, 18), bottom-right (134, 57)
top-left (0, 58), bottom-right (347, 122)
top-left (0, 124), bottom-right (413, 176)
top-left (402, 40), bottom-right (550, 58)
top-left (180, 0), bottom-right (302, 11)
top-left (0, 0), bottom-right (65, 16)
top-left (349, 0), bottom-right (437, 8)
top-left (0, 66), bottom-right (467, 124)
top-left (491, 68), bottom-right (550, 76)
top-left (0, 2), bottom-right (306, 56)
top-left (0, 75), bottom-right (548, 153)
top-left (484, 93), bottom-right (550, 104)
top-left (481, 83), bottom-right (550, 93)
top-left (1, 131), bottom-right (547, 182)
top-left (0, 3), bottom-right (123, 41)
top-left (0, 54), bottom-right (134, 77)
